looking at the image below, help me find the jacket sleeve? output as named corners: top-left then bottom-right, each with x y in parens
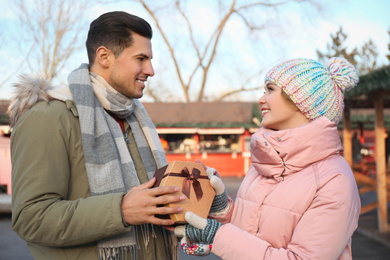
top-left (11, 101), bottom-right (131, 247)
top-left (212, 173), bottom-right (360, 259)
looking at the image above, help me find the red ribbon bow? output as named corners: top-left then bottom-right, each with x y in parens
top-left (180, 167), bottom-right (205, 202)
top-left (155, 165), bottom-right (208, 202)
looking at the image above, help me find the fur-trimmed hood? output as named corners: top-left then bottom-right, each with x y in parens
top-left (8, 75), bottom-right (53, 128)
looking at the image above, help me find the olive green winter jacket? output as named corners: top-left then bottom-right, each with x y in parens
top-left (11, 100), bottom-right (171, 259)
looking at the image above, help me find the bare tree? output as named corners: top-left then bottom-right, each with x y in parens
top-left (317, 26), bottom-right (359, 67)
top-left (387, 27), bottom-right (390, 64)
top-left (13, 0), bottom-right (89, 79)
top-left (0, 45), bottom-right (34, 88)
top-left (0, 20), bottom-right (33, 88)
top-left (127, 0), bottom-right (322, 102)
top-left (317, 26), bottom-right (381, 75)
top-left (357, 39), bottom-right (379, 75)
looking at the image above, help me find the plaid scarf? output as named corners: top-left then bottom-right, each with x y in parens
top-left (50, 63), bottom-right (177, 259)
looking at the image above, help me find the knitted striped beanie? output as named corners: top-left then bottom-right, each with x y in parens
top-left (264, 57), bottom-right (359, 124)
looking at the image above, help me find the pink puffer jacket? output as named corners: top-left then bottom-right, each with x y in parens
top-left (212, 117), bottom-right (361, 260)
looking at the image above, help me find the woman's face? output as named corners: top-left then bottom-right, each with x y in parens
top-left (258, 82), bottom-right (310, 130)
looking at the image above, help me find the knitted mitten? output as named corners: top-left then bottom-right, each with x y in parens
top-left (206, 167), bottom-right (229, 215)
top-left (174, 212), bottom-right (221, 255)
top-left (184, 211), bottom-right (222, 244)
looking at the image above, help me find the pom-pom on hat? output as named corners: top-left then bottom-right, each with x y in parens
top-left (264, 57), bottom-right (359, 124)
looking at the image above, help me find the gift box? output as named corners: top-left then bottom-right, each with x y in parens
top-left (153, 161), bottom-right (215, 224)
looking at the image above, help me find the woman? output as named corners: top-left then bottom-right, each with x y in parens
top-left (174, 57), bottom-right (361, 259)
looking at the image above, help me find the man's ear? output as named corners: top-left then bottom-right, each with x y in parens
top-left (95, 46), bottom-right (111, 68)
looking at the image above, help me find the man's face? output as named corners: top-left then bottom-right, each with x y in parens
top-left (107, 33), bottom-right (154, 99)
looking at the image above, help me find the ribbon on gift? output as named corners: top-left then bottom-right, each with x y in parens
top-left (181, 167), bottom-right (206, 201)
top-left (161, 167), bottom-right (208, 202)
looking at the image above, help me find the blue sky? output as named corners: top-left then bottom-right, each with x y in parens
top-left (0, 0), bottom-right (389, 101)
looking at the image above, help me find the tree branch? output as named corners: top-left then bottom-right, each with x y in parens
top-left (215, 85), bottom-right (263, 102)
top-left (138, 0), bottom-right (190, 101)
top-left (0, 44), bottom-right (35, 87)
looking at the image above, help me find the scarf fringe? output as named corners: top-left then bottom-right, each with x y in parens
top-left (98, 245), bottom-right (137, 260)
top-left (141, 224), bottom-right (179, 260)
top-left (163, 228), bottom-right (179, 260)
top-left (137, 224), bottom-right (157, 249)
top-left (98, 225), bottom-right (178, 260)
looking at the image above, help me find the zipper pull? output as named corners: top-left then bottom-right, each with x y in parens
top-left (124, 132), bottom-right (130, 144)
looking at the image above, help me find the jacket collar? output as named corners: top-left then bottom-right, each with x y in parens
top-left (250, 117), bottom-right (343, 182)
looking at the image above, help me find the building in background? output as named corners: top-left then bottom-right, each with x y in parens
top-left (143, 102), bottom-right (262, 176)
top-left (0, 100), bottom-right (10, 136)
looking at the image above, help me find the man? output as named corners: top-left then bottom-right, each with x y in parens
top-left (9, 11), bottom-right (183, 260)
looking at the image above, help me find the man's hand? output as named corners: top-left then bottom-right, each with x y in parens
top-left (121, 177), bottom-right (185, 226)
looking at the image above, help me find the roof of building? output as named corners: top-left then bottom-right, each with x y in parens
top-left (345, 65), bottom-right (390, 108)
top-left (143, 102), bottom-right (261, 128)
top-left (346, 66), bottom-right (390, 98)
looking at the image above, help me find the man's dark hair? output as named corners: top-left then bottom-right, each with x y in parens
top-left (86, 11), bottom-right (153, 65)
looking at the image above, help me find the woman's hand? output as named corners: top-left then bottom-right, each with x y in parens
top-left (175, 211), bottom-right (222, 244)
top-left (195, 159), bottom-right (230, 215)
top-left (173, 211), bottom-right (222, 256)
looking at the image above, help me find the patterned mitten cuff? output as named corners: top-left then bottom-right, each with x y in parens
top-left (180, 236), bottom-right (212, 256)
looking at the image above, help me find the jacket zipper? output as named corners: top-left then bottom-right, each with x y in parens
top-left (124, 129), bottom-right (130, 144)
